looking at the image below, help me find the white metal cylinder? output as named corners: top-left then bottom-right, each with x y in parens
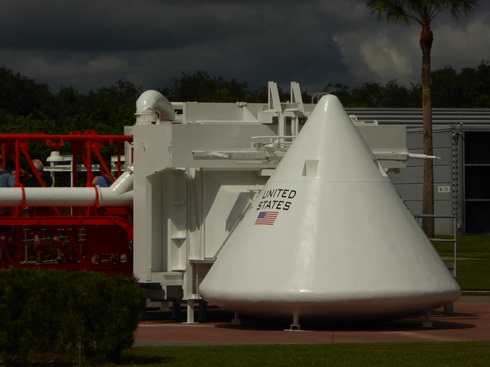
top-left (110, 168), bottom-right (133, 195)
top-left (0, 187), bottom-right (133, 207)
top-left (0, 169), bottom-right (134, 207)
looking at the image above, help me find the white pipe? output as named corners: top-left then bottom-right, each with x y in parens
top-left (0, 169), bottom-right (134, 207)
top-left (407, 153), bottom-right (441, 160)
top-left (135, 90), bottom-right (175, 125)
top-left (110, 167), bottom-right (133, 195)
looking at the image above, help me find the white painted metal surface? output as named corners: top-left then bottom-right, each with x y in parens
top-left (199, 94), bottom-right (460, 320)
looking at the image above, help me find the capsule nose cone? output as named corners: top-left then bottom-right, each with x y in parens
top-left (271, 93), bottom-right (380, 183)
top-left (199, 94), bottom-right (460, 320)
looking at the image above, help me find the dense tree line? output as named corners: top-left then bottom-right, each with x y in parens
top-left (1, 62), bottom-right (490, 137)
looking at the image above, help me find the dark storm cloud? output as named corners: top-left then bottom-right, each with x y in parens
top-left (0, 1), bottom-right (257, 51)
top-left (0, 0), bottom-right (488, 94)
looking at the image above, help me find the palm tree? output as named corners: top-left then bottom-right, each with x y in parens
top-left (367, 0), bottom-right (478, 237)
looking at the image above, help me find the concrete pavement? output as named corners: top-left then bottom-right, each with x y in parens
top-left (134, 296), bottom-right (490, 346)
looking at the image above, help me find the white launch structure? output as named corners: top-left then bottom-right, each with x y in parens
top-left (0, 81), bottom-right (459, 325)
top-left (128, 82), bottom-right (458, 324)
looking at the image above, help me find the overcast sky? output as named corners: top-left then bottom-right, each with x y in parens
top-left (1, 0), bottom-right (488, 95)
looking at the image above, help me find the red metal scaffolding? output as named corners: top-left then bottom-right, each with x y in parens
top-left (0, 131), bottom-right (134, 274)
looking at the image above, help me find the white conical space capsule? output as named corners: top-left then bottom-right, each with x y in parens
top-left (199, 94), bottom-right (460, 320)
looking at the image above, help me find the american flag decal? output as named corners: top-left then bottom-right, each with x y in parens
top-left (255, 211), bottom-right (279, 225)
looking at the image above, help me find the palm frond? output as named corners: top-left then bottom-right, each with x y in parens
top-left (366, 0), bottom-right (479, 24)
top-left (367, 0), bottom-right (412, 24)
top-left (448, 0), bottom-right (479, 19)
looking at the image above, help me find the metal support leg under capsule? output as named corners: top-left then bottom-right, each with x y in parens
top-left (231, 312), bottom-right (242, 325)
top-left (422, 309), bottom-right (433, 328)
top-left (185, 299), bottom-right (195, 324)
top-left (285, 313), bottom-right (301, 331)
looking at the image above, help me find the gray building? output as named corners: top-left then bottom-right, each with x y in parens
top-left (346, 108), bottom-right (490, 235)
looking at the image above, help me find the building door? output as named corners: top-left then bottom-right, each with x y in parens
top-left (464, 131), bottom-right (490, 233)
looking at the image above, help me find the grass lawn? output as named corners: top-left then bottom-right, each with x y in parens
top-left (433, 235), bottom-right (490, 291)
top-left (107, 235), bottom-right (490, 367)
top-left (109, 235), bottom-right (490, 367)
top-left (115, 342), bottom-right (490, 367)
top-left (6, 235), bottom-right (483, 367)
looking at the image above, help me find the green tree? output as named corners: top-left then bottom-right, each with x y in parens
top-left (82, 80), bottom-right (141, 134)
top-left (164, 70), bottom-right (250, 102)
top-left (247, 83), bottom-right (290, 103)
top-left (431, 66), bottom-right (461, 107)
top-left (323, 83), bottom-right (354, 105)
top-left (325, 80), bottom-right (420, 107)
top-left (459, 61), bottom-right (490, 107)
top-left (352, 82), bottom-right (385, 107)
top-left (0, 67), bottom-right (54, 118)
top-left (430, 62), bottom-right (490, 107)
top-left (380, 80), bottom-right (421, 107)
top-left (52, 86), bottom-right (83, 132)
top-left (367, 0), bottom-right (479, 237)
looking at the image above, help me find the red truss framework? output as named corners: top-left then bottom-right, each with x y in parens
top-left (0, 131), bottom-right (134, 274)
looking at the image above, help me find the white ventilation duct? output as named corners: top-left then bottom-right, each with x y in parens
top-left (135, 90), bottom-right (175, 125)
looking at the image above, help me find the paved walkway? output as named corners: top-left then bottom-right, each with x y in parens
top-left (134, 297), bottom-right (490, 346)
